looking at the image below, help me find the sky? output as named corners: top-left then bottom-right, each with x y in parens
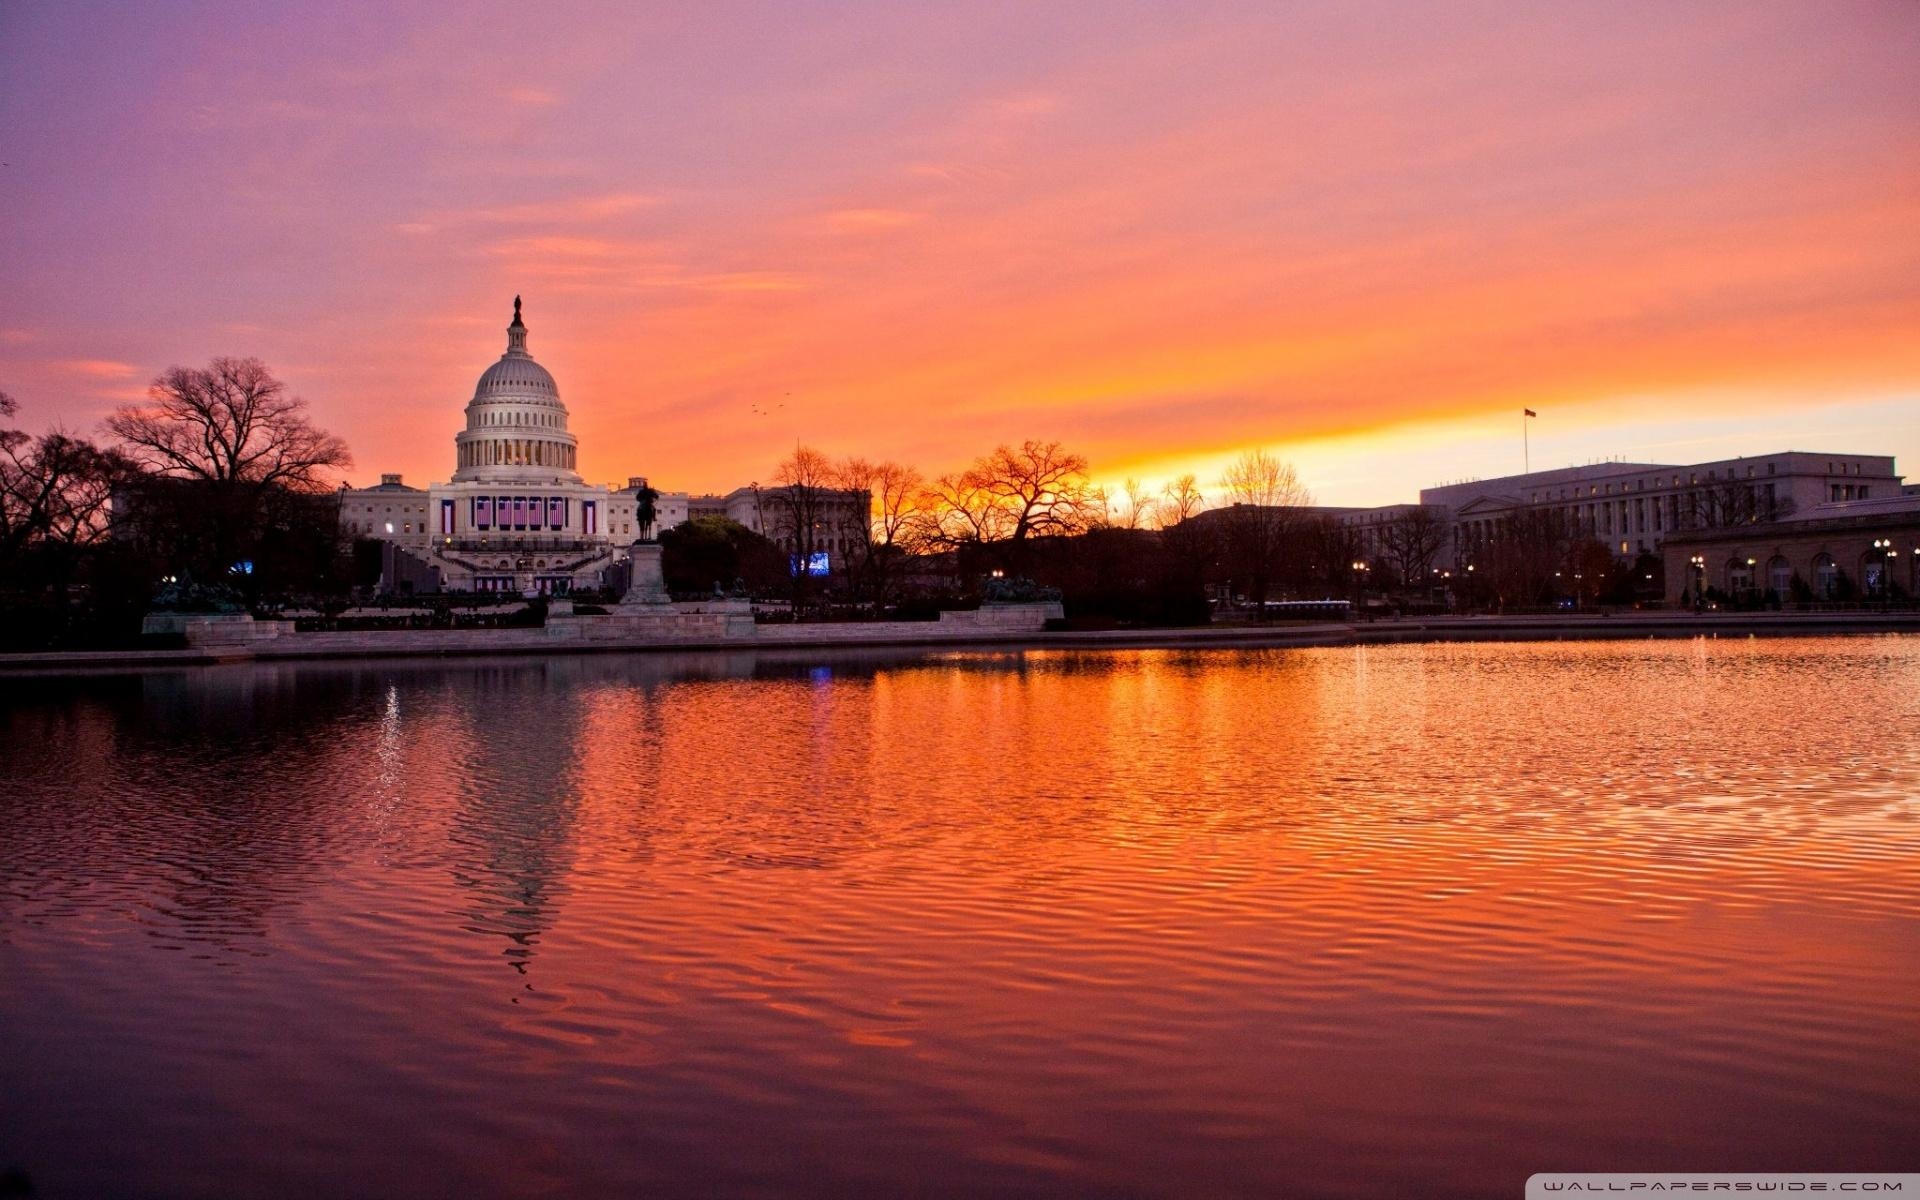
top-left (3, 0), bottom-right (1918, 506)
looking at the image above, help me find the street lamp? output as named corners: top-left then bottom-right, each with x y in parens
top-left (1872, 538), bottom-right (1894, 602)
top-left (1689, 554), bottom-right (1706, 612)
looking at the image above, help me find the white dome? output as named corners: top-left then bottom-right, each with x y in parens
top-left (474, 355), bottom-right (560, 404)
top-left (451, 297), bottom-right (583, 484)
top-left (470, 295), bottom-right (564, 409)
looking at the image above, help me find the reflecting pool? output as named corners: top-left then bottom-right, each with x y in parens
top-left (3, 638), bottom-right (1917, 1197)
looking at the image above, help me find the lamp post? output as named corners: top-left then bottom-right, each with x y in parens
top-left (1350, 559), bottom-right (1368, 619)
top-left (1689, 554), bottom-right (1706, 612)
top-left (1871, 538), bottom-right (1893, 603)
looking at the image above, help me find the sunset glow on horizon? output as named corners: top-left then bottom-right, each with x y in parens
top-left (4, 1), bottom-right (1918, 504)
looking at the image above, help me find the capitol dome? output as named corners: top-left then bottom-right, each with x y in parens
top-left (451, 297), bottom-right (583, 484)
top-left (473, 353), bottom-right (560, 403)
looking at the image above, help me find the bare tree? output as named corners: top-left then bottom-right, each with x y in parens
top-left (1302, 513), bottom-right (1365, 595)
top-left (1379, 506), bottom-right (1449, 590)
top-left (1481, 508), bottom-right (1574, 609)
top-left (1157, 473), bottom-right (1205, 528)
top-left (1082, 484), bottom-right (1117, 530)
top-left (760, 445), bottom-right (838, 615)
top-left (833, 456), bottom-right (922, 614)
top-left (969, 439), bottom-right (1091, 542)
top-left (1112, 477), bottom-right (1150, 530)
top-left (922, 470), bottom-right (1012, 548)
top-left (0, 390), bottom-right (30, 561)
top-left (1685, 477), bottom-right (1793, 531)
top-left (99, 359), bottom-right (352, 591)
top-left (1218, 449), bottom-right (1313, 616)
top-left (2, 392), bottom-right (129, 568)
top-left (2, 392), bottom-right (136, 617)
top-left (1157, 472), bottom-right (1218, 605)
top-left (106, 357), bottom-right (350, 490)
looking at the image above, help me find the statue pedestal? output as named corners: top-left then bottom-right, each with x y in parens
top-left (617, 543), bottom-right (672, 609)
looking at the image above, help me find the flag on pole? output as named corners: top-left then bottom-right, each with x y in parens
top-left (1524, 408), bottom-right (1537, 417)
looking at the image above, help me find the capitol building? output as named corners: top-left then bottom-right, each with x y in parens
top-left (339, 299), bottom-right (862, 593)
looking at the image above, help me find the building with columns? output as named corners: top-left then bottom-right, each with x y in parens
top-left (1424, 451), bottom-right (1903, 568)
top-left (1659, 492), bottom-right (1920, 604)
top-left (340, 299), bottom-right (866, 593)
top-left (339, 298), bottom-right (674, 592)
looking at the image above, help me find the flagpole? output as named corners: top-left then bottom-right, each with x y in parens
top-left (1524, 411), bottom-right (1529, 475)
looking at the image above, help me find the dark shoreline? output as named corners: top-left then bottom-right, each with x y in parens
top-left (2, 611), bottom-right (1915, 677)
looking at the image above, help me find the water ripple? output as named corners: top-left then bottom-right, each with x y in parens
top-left (1, 637), bottom-right (1917, 1198)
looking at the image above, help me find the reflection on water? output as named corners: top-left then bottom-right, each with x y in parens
top-left (2, 639), bottom-right (1918, 1198)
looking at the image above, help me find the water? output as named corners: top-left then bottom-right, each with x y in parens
top-left (3, 638), bottom-right (1917, 1198)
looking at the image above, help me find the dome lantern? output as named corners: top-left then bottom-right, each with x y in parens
top-left (507, 294), bottom-right (528, 355)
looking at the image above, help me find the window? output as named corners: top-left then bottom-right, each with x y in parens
top-left (1814, 554), bottom-right (1838, 598)
top-left (1728, 558), bottom-right (1754, 594)
top-left (1768, 557), bottom-right (1790, 598)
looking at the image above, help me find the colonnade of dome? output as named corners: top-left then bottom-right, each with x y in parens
top-left (450, 296), bottom-right (583, 484)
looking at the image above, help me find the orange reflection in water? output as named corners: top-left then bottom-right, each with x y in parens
top-left (1, 638), bottom-right (1916, 1198)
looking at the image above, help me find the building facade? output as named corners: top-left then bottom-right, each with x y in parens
top-left (339, 299), bottom-right (629, 592)
top-left (1217, 451), bottom-right (1914, 602)
top-left (1423, 452), bottom-right (1903, 569)
top-left (1659, 493), bottom-right (1920, 605)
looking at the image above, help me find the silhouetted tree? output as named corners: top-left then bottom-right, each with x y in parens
top-left (1379, 506), bottom-right (1448, 591)
top-left (1479, 509), bottom-right (1576, 607)
top-left (834, 456), bottom-right (922, 614)
top-left (2, 392), bottom-right (135, 611)
top-left (102, 359), bottom-right (353, 598)
top-left (1218, 449), bottom-right (1313, 616)
top-left (1157, 474), bottom-right (1206, 528)
top-left (922, 469), bottom-right (1012, 548)
top-left (3, 393), bottom-right (128, 571)
top-left (971, 439), bottom-right (1091, 543)
top-left (758, 445), bottom-right (838, 614)
top-left (1682, 476), bottom-right (1794, 531)
top-left (1301, 513), bottom-right (1364, 598)
top-left (106, 357), bottom-right (349, 489)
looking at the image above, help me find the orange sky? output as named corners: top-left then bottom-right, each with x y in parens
top-left (3, 1), bottom-right (1917, 504)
